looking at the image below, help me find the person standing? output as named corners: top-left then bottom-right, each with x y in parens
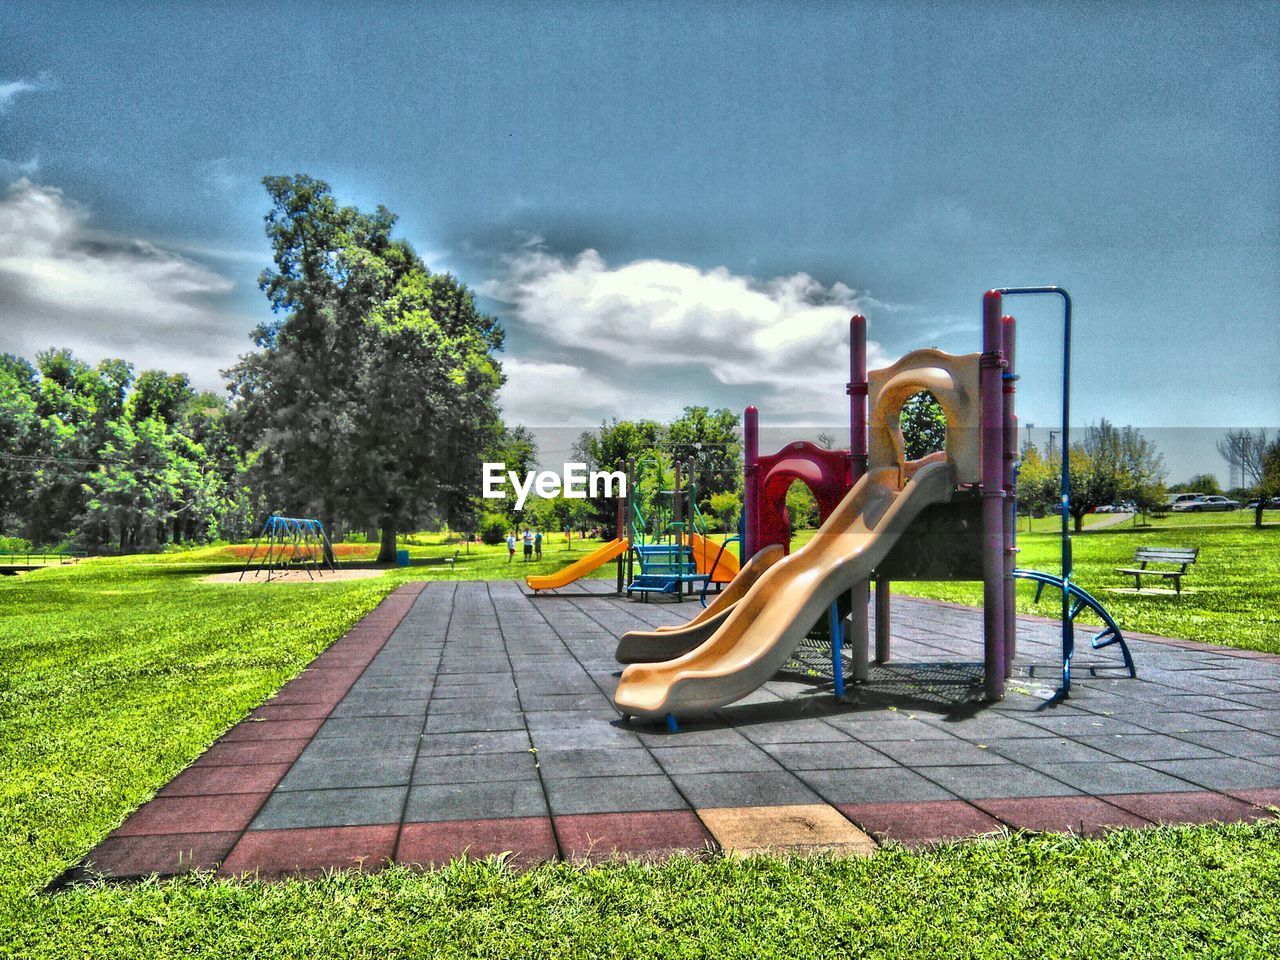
top-left (522, 528), bottom-right (534, 561)
top-left (534, 529), bottom-right (543, 560)
top-left (506, 532), bottom-right (516, 563)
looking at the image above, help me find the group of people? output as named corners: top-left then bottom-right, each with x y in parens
top-left (505, 529), bottom-right (543, 562)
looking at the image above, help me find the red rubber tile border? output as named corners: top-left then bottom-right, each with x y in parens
top-left (1225, 787), bottom-right (1280, 809)
top-left (76, 582), bottom-right (425, 882)
top-left (837, 800), bottom-right (1003, 849)
top-left (113, 793), bottom-right (272, 836)
top-left (972, 795), bottom-right (1152, 836)
top-left (158, 762), bottom-right (294, 797)
top-left (85, 832), bottom-right (242, 879)
top-left (396, 817), bottom-right (558, 868)
top-left (1100, 790), bottom-right (1268, 825)
top-left (554, 810), bottom-right (716, 862)
top-left (219, 825), bottom-right (399, 880)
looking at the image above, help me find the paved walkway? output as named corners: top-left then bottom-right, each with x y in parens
top-left (79, 580), bottom-right (1280, 880)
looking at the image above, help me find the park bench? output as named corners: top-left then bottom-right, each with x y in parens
top-left (1116, 546), bottom-right (1198, 594)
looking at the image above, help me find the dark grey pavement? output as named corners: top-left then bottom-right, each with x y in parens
top-left (249, 579), bottom-right (1279, 831)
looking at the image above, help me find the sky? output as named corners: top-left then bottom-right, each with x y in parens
top-left (1, 0), bottom-right (1277, 482)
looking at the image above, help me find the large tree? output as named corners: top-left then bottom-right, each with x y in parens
top-left (1062, 420), bottom-right (1166, 530)
top-left (228, 175), bottom-right (504, 563)
top-left (666, 406), bottom-right (742, 504)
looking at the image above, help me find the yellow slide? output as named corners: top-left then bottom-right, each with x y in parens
top-left (526, 538), bottom-right (630, 591)
top-left (690, 533), bottom-right (740, 582)
top-left (614, 544), bottom-right (785, 664)
top-left (613, 462), bottom-right (954, 719)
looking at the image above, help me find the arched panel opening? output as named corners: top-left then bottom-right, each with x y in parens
top-left (899, 390), bottom-right (947, 462)
top-left (782, 478), bottom-right (821, 553)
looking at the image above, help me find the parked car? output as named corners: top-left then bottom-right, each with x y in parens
top-left (1175, 495), bottom-right (1238, 512)
top-left (1165, 494), bottom-right (1207, 512)
top-left (1245, 498), bottom-right (1280, 510)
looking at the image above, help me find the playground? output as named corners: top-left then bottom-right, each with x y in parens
top-left (4, 510), bottom-right (1278, 954)
top-left (12, 290), bottom-right (1268, 912)
top-left (72, 578), bottom-right (1280, 880)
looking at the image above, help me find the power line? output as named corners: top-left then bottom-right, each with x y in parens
top-left (0, 452), bottom-right (134, 467)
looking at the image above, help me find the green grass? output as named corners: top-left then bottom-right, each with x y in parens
top-left (786, 512), bottom-right (1280, 655)
top-left (894, 515), bottom-right (1280, 654)
top-left (2, 544), bottom-right (1279, 956)
top-left (12, 828), bottom-right (1280, 958)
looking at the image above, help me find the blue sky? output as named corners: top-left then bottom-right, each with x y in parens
top-left (1, 1), bottom-right (1276, 480)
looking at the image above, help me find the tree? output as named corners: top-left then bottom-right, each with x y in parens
top-left (1172, 473), bottom-right (1222, 496)
top-left (0, 355), bottom-right (40, 534)
top-left (1256, 437), bottom-right (1280, 527)
top-left (1057, 421), bottom-right (1167, 531)
top-left (228, 175), bottom-right (505, 563)
top-left (573, 417), bottom-right (665, 527)
top-left (900, 391), bottom-right (946, 462)
top-left (1016, 444), bottom-right (1056, 518)
top-left (785, 481), bottom-right (819, 531)
top-left (476, 425), bottom-right (538, 528)
top-left (1217, 428), bottom-right (1270, 489)
top-left (706, 490), bottom-right (742, 533)
top-left (666, 406), bottom-right (743, 516)
top-left (130, 370), bottom-right (194, 427)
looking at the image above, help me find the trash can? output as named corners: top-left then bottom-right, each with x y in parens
top-left (396, 549), bottom-right (410, 567)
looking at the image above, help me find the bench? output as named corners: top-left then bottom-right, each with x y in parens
top-left (1116, 547), bottom-right (1198, 594)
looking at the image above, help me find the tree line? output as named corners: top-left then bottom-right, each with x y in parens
top-left (1, 175), bottom-right (506, 562)
top-left (474, 407), bottom-right (746, 543)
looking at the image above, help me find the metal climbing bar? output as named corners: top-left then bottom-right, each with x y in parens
top-left (996, 286), bottom-right (1075, 696)
top-left (1013, 568), bottom-right (1136, 679)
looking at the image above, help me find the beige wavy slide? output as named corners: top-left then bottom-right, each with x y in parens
top-left (613, 461), bottom-right (955, 720)
top-left (614, 544), bottom-right (785, 664)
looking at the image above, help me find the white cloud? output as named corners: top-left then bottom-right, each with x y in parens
top-left (498, 357), bottom-right (628, 425)
top-left (483, 247), bottom-right (892, 423)
top-left (0, 72), bottom-right (55, 113)
top-left (0, 179), bottom-right (253, 387)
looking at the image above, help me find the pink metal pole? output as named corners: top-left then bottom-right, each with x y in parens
top-left (980, 290), bottom-right (1007, 700)
top-left (1002, 314), bottom-right (1018, 677)
top-left (847, 315), bottom-right (875, 670)
top-left (743, 405), bottom-right (759, 561)
top-left (848, 315), bottom-right (868, 483)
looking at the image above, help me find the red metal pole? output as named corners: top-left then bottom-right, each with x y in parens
top-left (1002, 314), bottom-right (1018, 677)
top-left (743, 405), bottom-right (759, 561)
top-left (981, 290), bottom-right (1007, 700)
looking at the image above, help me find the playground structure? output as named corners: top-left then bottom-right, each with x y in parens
top-left (614, 289), bottom-right (1136, 728)
top-left (624, 459), bottom-right (740, 600)
top-left (238, 514), bottom-right (339, 582)
top-left (525, 458), bottom-right (740, 596)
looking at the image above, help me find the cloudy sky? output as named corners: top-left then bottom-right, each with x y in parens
top-left (2, 1), bottom-right (1277, 479)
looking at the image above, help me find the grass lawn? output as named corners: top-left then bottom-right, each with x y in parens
top-left (2, 543), bottom-right (1278, 956)
top-left (788, 511), bottom-right (1280, 655)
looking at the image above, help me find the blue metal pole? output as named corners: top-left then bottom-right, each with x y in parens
top-left (829, 601), bottom-right (845, 699)
top-left (995, 286), bottom-right (1073, 697)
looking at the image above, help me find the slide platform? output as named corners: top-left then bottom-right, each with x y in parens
top-left (690, 533), bottom-right (740, 583)
top-left (614, 544), bottom-right (785, 664)
top-left (526, 537), bottom-right (629, 591)
top-left (613, 462), bottom-right (955, 719)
